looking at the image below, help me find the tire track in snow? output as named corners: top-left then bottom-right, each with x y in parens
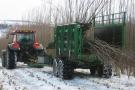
top-left (1, 68), bottom-right (57, 90)
top-left (0, 63), bottom-right (59, 90)
top-left (13, 65), bottom-right (125, 90)
top-left (73, 70), bottom-right (134, 90)
top-left (24, 67), bottom-right (79, 90)
top-left (1, 63), bottom-right (78, 90)
top-left (25, 67), bottom-right (108, 90)
top-left (1, 61), bottom-right (135, 90)
top-left (0, 59), bottom-right (116, 90)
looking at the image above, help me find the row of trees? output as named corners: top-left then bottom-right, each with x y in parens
top-left (19, 0), bottom-right (135, 49)
top-left (1, 0), bottom-right (135, 50)
top-left (1, 0), bottom-right (135, 55)
top-left (0, 23), bottom-right (11, 30)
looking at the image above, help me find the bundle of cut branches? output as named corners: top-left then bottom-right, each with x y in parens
top-left (83, 38), bottom-right (135, 76)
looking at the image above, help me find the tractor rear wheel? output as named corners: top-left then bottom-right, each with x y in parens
top-left (58, 59), bottom-right (73, 79)
top-left (6, 47), bottom-right (17, 69)
top-left (2, 50), bottom-right (6, 67)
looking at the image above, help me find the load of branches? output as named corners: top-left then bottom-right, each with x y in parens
top-left (82, 33), bottom-right (135, 77)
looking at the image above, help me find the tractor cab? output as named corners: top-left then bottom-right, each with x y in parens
top-left (10, 30), bottom-right (40, 49)
top-left (14, 31), bottom-right (35, 45)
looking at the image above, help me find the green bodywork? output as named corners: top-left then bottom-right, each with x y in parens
top-left (54, 23), bottom-right (99, 65)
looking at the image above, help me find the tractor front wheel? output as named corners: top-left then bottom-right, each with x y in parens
top-left (6, 47), bottom-right (17, 69)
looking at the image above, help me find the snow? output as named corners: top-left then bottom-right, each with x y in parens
top-left (0, 59), bottom-right (135, 90)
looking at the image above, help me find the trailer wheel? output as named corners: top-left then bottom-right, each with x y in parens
top-left (103, 63), bottom-right (112, 78)
top-left (6, 47), bottom-right (17, 69)
top-left (53, 59), bottom-right (59, 76)
top-left (58, 60), bottom-right (73, 79)
top-left (2, 50), bottom-right (6, 67)
top-left (98, 63), bottom-right (112, 78)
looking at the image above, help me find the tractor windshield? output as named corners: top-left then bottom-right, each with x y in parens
top-left (17, 33), bottom-right (35, 45)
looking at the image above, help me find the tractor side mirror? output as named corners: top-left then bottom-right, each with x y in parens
top-left (6, 34), bottom-right (9, 39)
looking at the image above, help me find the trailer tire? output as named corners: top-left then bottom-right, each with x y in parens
top-left (53, 59), bottom-right (59, 76)
top-left (6, 47), bottom-right (17, 69)
top-left (2, 50), bottom-right (6, 67)
top-left (58, 59), bottom-right (73, 79)
top-left (103, 63), bottom-right (112, 78)
top-left (98, 63), bottom-right (112, 78)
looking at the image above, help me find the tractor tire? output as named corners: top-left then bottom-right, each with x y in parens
top-left (98, 63), bottom-right (112, 78)
top-left (2, 50), bottom-right (6, 67)
top-left (58, 59), bottom-right (73, 79)
top-left (90, 67), bottom-right (96, 75)
top-left (6, 47), bottom-right (17, 69)
top-left (53, 59), bottom-right (59, 77)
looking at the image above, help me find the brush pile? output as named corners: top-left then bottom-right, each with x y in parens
top-left (83, 37), bottom-right (135, 76)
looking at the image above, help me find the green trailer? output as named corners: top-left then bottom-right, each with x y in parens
top-left (46, 12), bottom-right (126, 79)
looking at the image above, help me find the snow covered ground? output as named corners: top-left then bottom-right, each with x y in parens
top-left (0, 59), bottom-right (135, 90)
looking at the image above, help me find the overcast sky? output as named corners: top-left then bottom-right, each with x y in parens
top-left (0, 0), bottom-right (42, 21)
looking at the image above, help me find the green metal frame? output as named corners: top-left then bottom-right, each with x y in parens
top-left (54, 23), bottom-right (99, 65)
top-left (93, 12), bottom-right (126, 47)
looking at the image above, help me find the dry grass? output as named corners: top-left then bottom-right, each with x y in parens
top-left (0, 33), bottom-right (13, 57)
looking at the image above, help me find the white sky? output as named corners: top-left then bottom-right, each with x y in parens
top-left (0, 0), bottom-right (42, 21)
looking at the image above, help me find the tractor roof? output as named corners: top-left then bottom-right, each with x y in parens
top-left (12, 30), bottom-right (37, 34)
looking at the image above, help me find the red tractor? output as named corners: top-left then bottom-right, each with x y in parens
top-left (1, 30), bottom-right (48, 69)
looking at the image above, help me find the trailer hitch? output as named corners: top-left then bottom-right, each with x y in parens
top-left (25, 51), bottom-right (37, 63)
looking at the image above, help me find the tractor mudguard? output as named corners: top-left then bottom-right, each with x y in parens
top-left (8, 44), bottom-right (20, 51)
top-left (33, 44), bottom-right (44, 51)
